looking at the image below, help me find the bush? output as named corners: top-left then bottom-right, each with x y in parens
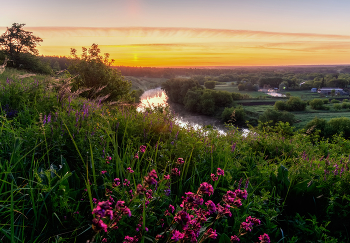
top-left (238, 84), bottom-right (244, 91)
top-left (232, 92), bottom-right (246, 100)
top-left (310, 99), bottom-right (326, 110)
top-left (274, 101), bottom-right (287, 111)
top-left (259, 109), bottom-right (295, 126)
top-left (343, 99), bottom-right (349, 103)
top-left (331, 99), bottom-right (341, 103)
top-left (204, 81), bottom-right (216, 89)
top-left (304, 117), bottom-right (327, 136)
top-left (68, 44), bottom-right (132, 102)
top-left (211, 90), bottom-right (233, 107)
top-left (221, 106), bottom-right (246, 125)
top-left (327, 117), bottom-right (350, 137)
top-left (274, 97), bottom-right (306, 111)
top-left (342, 102), bottom-right (350, 109)
top-left (323, 99), bottom-right (329, 104)
top-left (334, 103), bottom-right (342, 110)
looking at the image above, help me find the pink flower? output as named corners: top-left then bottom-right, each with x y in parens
top-left (235, 189), bottom-right (248, 200)
top-left (217, 167), bottom-right (224, 176)
top-left (198, 182), bottom-right (214, 196)
top-left (171, 230), bottom-right (184, 242)
top-left (205, 200), bottom-right (217, 214)
top-left (134, 153), bottom-right (139, 159)
top-left (139, 145), bottom-right (146, 153)
top-left (107, 156), bottom-right (112, 160)
top-left (217, 203), bottom-right (232, 217)
top-left (102, 238), bottom-right (107, 242)
top-left (205, 228), bottom-right (217, 239)
top-left (127, 167), bottom-right (134, 173)
top-left (211, 173), bottom-right (218, 181)
top-left (169, 204), bottom-right (175, 213)
top-left (172, 168), bottom-right (181, 176)
top-left (101, 171), bottom-right (107, 175)
top-left (258, 233), bottom-right (270, 243)
top-left (164, 174), bottom-right (170, 180)
top-left (241, 222), bottom-right (253, 232)
top-left (177, 158), bottom-right (185, 164)
top-left (231, 235), bottom-right (240, 242)
top-left (144, 169), bottom-right (158, 185)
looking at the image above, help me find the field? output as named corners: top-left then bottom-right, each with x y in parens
top-left (214, 82), bottom-right (350, 130)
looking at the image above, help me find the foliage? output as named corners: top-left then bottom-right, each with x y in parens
top-left (310, 98), bottom-right (326, 110)
top-left (68, 44), bottom-right (133, 102)
top-left (204, 80), bottom-right (216, 89)
top-left (1, 69), bottom-right (350, 242)
top-left (221, 106), bottom-right (246, 125)
top-left (162, 78), bottom-right (200, 104)
top-left (274, 97), bottom-right (306, 111)
top-left (258, 108), bottom-right (295, 126)
top-left (333, 103), bottom-right (342, 110)
top-left (331, 99), bottom-right (340, 103)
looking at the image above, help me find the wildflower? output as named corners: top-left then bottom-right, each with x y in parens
top-left (144, 169), bottom-right (158, 185)
top-left (102, 238), bottom-right (107, 242)
top-left (198, 182), bottom-right (214, 196)
top-left (134, 153), bottom-right (139, 159)
top-left (171, 230), bottom-right (185, 242)
top-left (136, 184), bottom-right (146, 194)
top-left (164, 188), bottom-right (171, 196)
top-left (246, 216), bottom-right (261, 226)
top-left (139, 145), bottom-right (147, 153)
top-left (211, 173), bottom-right (218, 181)
top-left (169, 204), bottom-right (175, 213)
top-left (101, 171), bottom-right (107, 175)
top-left (240, 222), bottom-right (253, 232)
top-left (92, 201), bottom-right (113, 219)
top-left (123, 235), bottom-right (138, 243)
top-left (164, 174), bottom-right (170, 180)
top-left (235, 189), bottom-right (248, 200)
top-left (127, 167), bottom-right (134, 173)
top-left (231, 235), bottom-right (240, 242)
top-left (205, 228), bottom-right (217, 239)
top-left (217, 167), bottom-right (224, 176)
top-left (123, 179), bottom-right (130, 187)
top-left (205, 200), bottom-right (217, 214)
top-left (217, 203), bottom-right (232, 217)
top-left (174, 210), bottom-right (192, 225)
top-left (92, 218), bottom-right (108, 233)
top-left (113, 178), bottom-right (121, 187)
top-left (155, 234), bottom-right (163, 240)
top-left (258, 233), bottom-right (270, 243)
top-left (172, 168), bottom-right (181, 176)
top-left (177, 158), bottom-right (185, 164)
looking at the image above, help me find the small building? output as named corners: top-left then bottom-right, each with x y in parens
top-left (311, 88), bottom-right (317, 93)
top-left (318, 88), bottom-right (348, 96)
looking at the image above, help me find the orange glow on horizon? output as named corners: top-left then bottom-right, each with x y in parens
top-left (2, 27), bottom-right (350, 67)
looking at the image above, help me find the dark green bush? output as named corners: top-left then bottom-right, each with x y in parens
top-left (259, 109), bottom-right (295, 126)
top-left (323, 99), bottom-right (329, 104)
top-left (274, 97), bottom-right (306, 111)
top-left (334, 103), bottom-right (342, 110)
top-left (221, 106), bottom-right (246, 125)
top-left (341, 102), bottom-right (350, 109)
top-left (310, 99), bottom-right (326, 110)
top-left (274, 101), bottom-right (287, 110)
top-left (331, 99), bottom-right (341, 103)
top-left (204, 80), bottom-right (216, 89)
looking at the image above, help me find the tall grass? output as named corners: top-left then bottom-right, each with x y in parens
top-left (0, 69), bottom-right (349, 242)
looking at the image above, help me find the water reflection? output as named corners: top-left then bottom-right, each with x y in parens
top-left (138, 88), bottom-right (249, 136)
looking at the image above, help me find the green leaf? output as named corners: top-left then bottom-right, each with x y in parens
top-left (219, 233), bottom-right (231, 243)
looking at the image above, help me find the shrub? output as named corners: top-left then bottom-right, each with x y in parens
top-left (68, 44), bottom-right (132, 102)
top-left (211, 90), bottom-right (233, 107)
top-left (334, 103), bottom-right (342, 110)
top-left (232, 92), bottom-right (247, 100)
top-left (274, 101), bottom-right (287, 111)
top-left (259, 109), bottom-right (295, 126)
top-left (221, 106), bottom-right (246, 125)
top-left (331, 99), bottom-right (340, 103)
top-left (343, 99), bottom-right (348, 103)
top-left (275, 97), bottom-right (306, 111)
top-left (342, 102), bottom-right (350, 109)
top-left (286, 97), bottom-right (306, 111)
top-left (204, 81), bottom-right (216, 89)
top-left (327, 117), bottom-right (350, 137)
top-left (310, 99), bottom-right (326, 110)
top-left (323, 99), bottom-right (329, 104)
top-left (237, 84), bottom-right (244, 91)
top-left (304, 117), bottom-right (327, 136)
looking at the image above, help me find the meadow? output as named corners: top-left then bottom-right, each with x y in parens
top-left (0, 68), bottom-right (350, 243)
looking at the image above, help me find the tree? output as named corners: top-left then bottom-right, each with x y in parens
top-left (68, 44), bottom-right (132, 102)
top-left (0, 23), bottom-right (43, 66)
top-left (204, 81), bottom-right (216, 89)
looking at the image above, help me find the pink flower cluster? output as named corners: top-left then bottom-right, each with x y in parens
top-left (91, 199), bottom-right (132, 234)
top-left (211, 167), bottom-right (225, 181)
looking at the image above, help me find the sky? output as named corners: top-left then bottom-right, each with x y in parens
top-left (2, 0), bottom-right (350, 67)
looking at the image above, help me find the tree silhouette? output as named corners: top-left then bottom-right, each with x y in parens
top-left (0, 23), bottom-right (43, 65)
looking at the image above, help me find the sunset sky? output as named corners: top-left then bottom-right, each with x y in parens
top-left (2, 0), bottom-right (350, 67)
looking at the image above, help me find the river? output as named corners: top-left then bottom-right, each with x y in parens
top-left (138, 88), bottom-right (249, 135)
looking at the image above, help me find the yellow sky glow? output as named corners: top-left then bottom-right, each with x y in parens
top-left (2, 27), bottom-right (350, 66)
